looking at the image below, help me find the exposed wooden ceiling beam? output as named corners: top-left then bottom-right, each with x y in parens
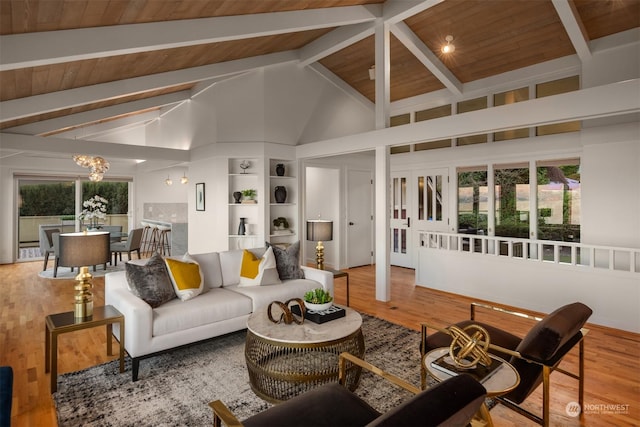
top-left (0, 51), bottom-right (298, 123)
top-left (552, 0), bottom-right (592, 61)
top-left (391, 21), bottom-right (462, 96)
top-left (0, 6), bottom-right (377, 71)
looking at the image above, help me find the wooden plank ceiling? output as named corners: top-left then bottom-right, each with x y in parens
top-left (0, 0), bottom-right (638, 133)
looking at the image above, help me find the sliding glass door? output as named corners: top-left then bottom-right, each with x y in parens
top-left (17, 176), bottom-right (129, 261)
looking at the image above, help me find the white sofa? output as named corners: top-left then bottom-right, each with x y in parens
top-left (105, 249), bottom-right (333, 380)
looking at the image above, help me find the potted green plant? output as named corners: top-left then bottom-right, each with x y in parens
top-left (272, 217), bottom-right (289, 229)
top-left (241, 189), bottom-right (257, 203)
top-left (303, 288), bottom-right (333, 311)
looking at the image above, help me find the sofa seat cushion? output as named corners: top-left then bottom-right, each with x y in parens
top-left (227, 279), bottom-right (322, 312)
top-left (153, 288), bottom-right (252, 337)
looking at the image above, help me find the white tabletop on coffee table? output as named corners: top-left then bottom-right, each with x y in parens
top-left (247, 304), bottom-right (362, 344)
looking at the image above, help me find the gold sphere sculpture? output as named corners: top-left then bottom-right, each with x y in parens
top-left (448, 324), bottom-right (492, 369)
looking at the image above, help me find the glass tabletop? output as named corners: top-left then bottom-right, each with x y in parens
top-left (424, 347), bottom-right (520, 397)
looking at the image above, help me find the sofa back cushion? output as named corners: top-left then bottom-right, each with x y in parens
top-left (219, 250), bottom-right (243, 286)
top-left (189, 252), bottom-right (223, 288)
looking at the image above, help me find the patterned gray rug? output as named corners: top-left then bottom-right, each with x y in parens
top-left (53, 314), bottom-right (426, 426)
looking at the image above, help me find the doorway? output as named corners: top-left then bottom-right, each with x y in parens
top-left (390, 172), bottom-right (412, 268)
top-left (346, 169), bottom-right (373, 268)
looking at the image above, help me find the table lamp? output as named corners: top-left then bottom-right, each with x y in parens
top-left (58, 232), bottom-right (110, 319)
top-left (306, 220), bottom-right (333, 270)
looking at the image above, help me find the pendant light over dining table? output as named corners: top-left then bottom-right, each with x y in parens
top-left (73, 155), bottom-right (110, 181)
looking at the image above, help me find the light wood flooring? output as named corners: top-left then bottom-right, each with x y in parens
top-left (1, 261), bottom-right (638, 426)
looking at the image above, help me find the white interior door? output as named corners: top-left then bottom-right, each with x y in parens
top-left (390, 172), bottom-right (412, 267)
top-left (346, 170), bottom-right (373, 268)
top-left (415, 168), bottom-right (449, 232)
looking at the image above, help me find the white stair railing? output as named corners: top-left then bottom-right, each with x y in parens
top-left (418, 231), bottom-right (639, 274)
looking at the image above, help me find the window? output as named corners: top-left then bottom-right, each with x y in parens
top-left (18, 178), bottom-right (76, 260)
top-left (390, 145), bottom-right (411, 154)
top-left (536, 76), bottom-right (581, 136)
top-left (494, 165), bottom-right (530, 239)
top-left (18, 176), bottom-right (130, 260)
top-left (390, 113), bottom-right (411, 127)
top-left (458, 168), bottom-right (488, 234)
top-left (493, 87), bottom-right (529, 141)
top-left (457, 97), bottom-right (488, 146)
top-left (537, 160), bottom-right (581, 242)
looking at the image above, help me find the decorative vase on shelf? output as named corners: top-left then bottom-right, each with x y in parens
top-left (274, 186), bottom-right (287, 203)
top-left (276, 163), bottom-right (285, 176)
top-left (238, 218), bottom-right (247, 236)
top-left (233, 191), bottom-right (242, 204)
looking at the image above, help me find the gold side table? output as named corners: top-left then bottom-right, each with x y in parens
top-left (324, 268), bottom-right (350, 306)
top-left (45, 304), bottom-right (125, 393)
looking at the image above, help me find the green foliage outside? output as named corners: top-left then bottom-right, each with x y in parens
top-left (458, 165), bottom-right (580, 242)
top-left (19, 181), bottom-right (128, 216)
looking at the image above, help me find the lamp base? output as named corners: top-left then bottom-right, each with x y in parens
top-left (315, 241), bottom-right (325, 270)
top-left (74, 266), bottom-right (94, 320)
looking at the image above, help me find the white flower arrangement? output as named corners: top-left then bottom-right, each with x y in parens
top-left (79, 195), bottom-right (108, 228)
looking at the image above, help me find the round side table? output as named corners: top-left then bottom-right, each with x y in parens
top-left (245, 305), bottom-right (365, 403)
top-left (424, 347), bottom-right (520, 426)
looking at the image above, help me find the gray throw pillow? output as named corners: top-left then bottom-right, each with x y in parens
top-left (266, 241), bottom-right (305, 280)
top-left (125, 253), bottom-right (176, 308)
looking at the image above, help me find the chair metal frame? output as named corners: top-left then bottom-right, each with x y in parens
top-left (210, 352), bottom-right (421, 427)
top-left (420, 302), bottom-right (588, 427)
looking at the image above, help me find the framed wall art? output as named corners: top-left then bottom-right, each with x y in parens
top-left (196, 183), bottom-right (205, 211)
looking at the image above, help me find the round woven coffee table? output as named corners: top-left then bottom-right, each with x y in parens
top-left (245, 305), bottom-right (365, 403)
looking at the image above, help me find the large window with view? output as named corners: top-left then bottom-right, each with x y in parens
top-left (455, 159), bottom-right (581, 259)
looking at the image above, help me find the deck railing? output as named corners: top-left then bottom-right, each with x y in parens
top-left (418, 231), bottom-right (640, 274)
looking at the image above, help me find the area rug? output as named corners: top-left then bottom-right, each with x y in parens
top-left (38, 262), bottom-right (126, 280)
top-left (54, 314), bottom-right (426, 426)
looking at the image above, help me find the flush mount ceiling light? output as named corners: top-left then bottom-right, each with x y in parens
top-left (442, 35), bottom-right (455, 54)
top-left (72, 155), bottom-right (110, 182)
top-left (165, 175), bottom-right (173, 186)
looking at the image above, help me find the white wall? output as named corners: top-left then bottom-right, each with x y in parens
top-left (305, 166), bottom-right (340, 268)
top-left (581, 123), bottom-right (640, 247)
top-left (186, 156), bottom-right (230, 254)
top-left (133, 166), bottom-right (189, 228)
top-left (418, 247), bottom-right (640, 333)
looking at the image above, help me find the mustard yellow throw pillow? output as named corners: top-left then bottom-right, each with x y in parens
top-left (239, 247), bottom-right (280, 287)
top-left (165, 254), bottom-right (204, 301)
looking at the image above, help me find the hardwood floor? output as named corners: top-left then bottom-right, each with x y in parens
top-left (1, 260), bottom-right (638, 426)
